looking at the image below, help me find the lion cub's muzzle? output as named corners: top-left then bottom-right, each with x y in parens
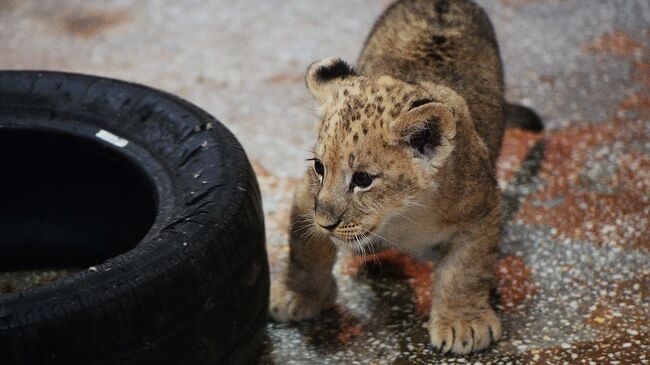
top-left (314, 202), bottom-right (343, 231)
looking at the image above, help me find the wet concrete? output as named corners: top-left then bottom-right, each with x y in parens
top-left (1, 0), bottom-right (648, 364)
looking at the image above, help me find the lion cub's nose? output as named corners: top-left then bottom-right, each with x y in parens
top-left (315, 200), bottom-right (344, 230)
top-left (315, 215), bottom-right (342, 230)
top-left (315, 208), bottom-right (342, 231)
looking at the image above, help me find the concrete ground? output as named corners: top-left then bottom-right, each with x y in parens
top-left (1, 0), bottom-right (648, 364)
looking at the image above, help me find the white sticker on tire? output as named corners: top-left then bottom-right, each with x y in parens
top-left (96, 129), bottom-right (129, 147)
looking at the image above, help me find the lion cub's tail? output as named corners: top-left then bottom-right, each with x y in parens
top-left (505, 103), bottom-right (544, 132)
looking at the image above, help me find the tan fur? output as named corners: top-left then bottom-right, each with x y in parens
top-left (271, 0), bottom-right (504, 354)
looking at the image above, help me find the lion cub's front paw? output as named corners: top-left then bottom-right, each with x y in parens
top-left (428, 308), bottom-right (502, 354)
top-left (269, 275), bottom-right (336, 322)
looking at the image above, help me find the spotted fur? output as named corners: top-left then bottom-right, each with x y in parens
top-left (271, 0), bottom-right (506, 354)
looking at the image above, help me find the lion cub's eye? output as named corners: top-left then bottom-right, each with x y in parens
top-left (351, 172), bottom-right (373, 189)
top-left (313, 159), bottom-right (325, 176)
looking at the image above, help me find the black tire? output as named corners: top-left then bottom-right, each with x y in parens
top-left (0, 71), bottom-right (268, 365)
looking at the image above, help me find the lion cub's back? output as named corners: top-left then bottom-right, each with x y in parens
top-left (358, 0), bottom-right (505, 162)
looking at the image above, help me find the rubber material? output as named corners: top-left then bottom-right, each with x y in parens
top-left (0, 71), bottom-right (268, 365)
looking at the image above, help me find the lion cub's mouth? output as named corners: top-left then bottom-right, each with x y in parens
top-left (329, 233), bottom-right (378, 253)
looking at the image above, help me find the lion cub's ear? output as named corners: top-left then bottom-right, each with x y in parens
top-left (305, 57), bottom-right (357, 104)
top-left (392, 100), bottom-right (457, 162)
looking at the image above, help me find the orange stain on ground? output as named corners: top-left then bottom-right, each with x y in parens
top-left (343, 250), bottom-right (433, 315)
top-left (633, 60), bottom-right (650, 87)
top-left (515, 119), bottom-right (650, 250)
top-left (344, 251), bottom-right (536, 315)
top-left (584, 30), bottom-right (644, 56)
top-left (497, 128), bottom-right (544, 184)
top-left (62, 9), bottom-right (130, 38)
top-left (337, 323), bottom-right (364, 345)
top-left (496, 256), bottom-right (536, 309)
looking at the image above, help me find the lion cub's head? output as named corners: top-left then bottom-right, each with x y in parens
top-left (303, 57), bottom-right (466, 250)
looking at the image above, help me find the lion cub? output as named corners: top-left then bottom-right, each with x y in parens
top-left (271, 0), bottom-right (511, 354)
